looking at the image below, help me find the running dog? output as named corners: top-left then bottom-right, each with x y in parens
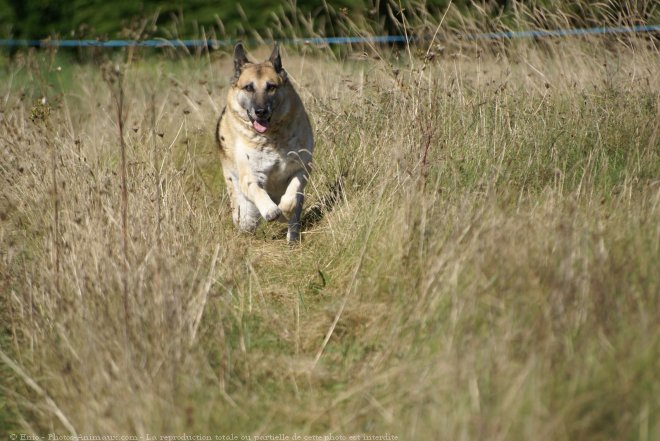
top-left (216, 43), bottom-right (314, 243)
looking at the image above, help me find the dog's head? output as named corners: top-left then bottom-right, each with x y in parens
top-left (231, 43), bottom-right (289, 134)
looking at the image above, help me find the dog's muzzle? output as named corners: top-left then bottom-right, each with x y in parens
top-left (248, 108), bottom-right (270, 133)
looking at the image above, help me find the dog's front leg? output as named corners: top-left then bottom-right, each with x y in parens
top-left (237, 165), bottom-right (281, 222)
top-left (278, 170), bottom-right (307, 219)
top-left (279, 170), bottom-right (307, 242)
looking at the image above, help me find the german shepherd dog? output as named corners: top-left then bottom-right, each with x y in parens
top-left (216, 43), bottom-right (314, 243)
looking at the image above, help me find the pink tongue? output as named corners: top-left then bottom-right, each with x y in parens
top-left (253, 120), bottom-right (268, 133)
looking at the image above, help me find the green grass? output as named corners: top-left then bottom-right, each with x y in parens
top-left (1, 22), bottom-right (659, 441)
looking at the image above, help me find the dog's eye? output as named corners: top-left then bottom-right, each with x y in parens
top-left (243, 83), bottom-right (254, 92)
top-left (266, 83), bottom-right (277, 93)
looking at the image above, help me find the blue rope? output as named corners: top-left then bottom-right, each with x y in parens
top-left (468, 24), bottom-right (660, 40)
top-left (0, 24), bottom-right (657, 48)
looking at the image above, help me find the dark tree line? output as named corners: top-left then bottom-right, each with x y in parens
top-left (0, 0), bottom-right (655, 41)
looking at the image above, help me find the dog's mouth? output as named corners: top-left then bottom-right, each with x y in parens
top-left (252, 119), bottom-right (269, 133)
top-left (248, 113), bottom-right (270, 134)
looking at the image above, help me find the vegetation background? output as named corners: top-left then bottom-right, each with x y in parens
top-left (1, 0), bottom-right (659, 440)
top-left (1, 0), bottom-right (658, 41)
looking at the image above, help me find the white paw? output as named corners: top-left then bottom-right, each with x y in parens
top-left (278, 195), bottom-right (297, 220)
top-left (262, 204), bottom-right (282, 222)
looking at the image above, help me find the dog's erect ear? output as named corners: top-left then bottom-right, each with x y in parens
top-left (269, 43), bottom-right (282, 73)
top-left (233, 43), bottom-right (249, 78)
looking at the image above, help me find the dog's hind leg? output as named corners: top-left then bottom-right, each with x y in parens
top-left (224, 175), bottom-right (240, 228)
top-left (236, 192), bottom-right (261, 232)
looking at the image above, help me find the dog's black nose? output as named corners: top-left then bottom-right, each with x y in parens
top-left (255, 108), bottom-right (268, 118)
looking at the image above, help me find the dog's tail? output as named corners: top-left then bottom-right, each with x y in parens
top-left (215, 106), bottom-right (226, 150)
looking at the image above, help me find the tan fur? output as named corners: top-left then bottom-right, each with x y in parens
top-left (216, 44), bottom-right (314, 242)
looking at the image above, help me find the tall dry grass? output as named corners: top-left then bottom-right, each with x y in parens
top-left (1, 7), bottom-right (659, 440)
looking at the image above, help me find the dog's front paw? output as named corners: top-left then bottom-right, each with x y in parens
top-left (262, 204), bottom-right (282, 222)
top-left (278, 195), bottom-right (297, 220)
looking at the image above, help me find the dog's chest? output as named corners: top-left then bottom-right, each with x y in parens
top-left (237, 140), bottom-right (298, 184)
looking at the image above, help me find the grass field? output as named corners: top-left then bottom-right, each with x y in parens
top-left (1, 19), bottom-right (659, 441)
